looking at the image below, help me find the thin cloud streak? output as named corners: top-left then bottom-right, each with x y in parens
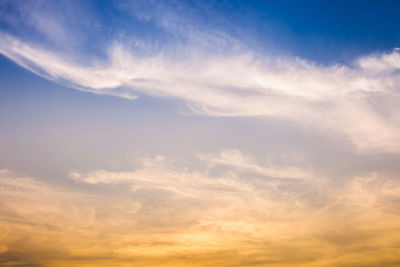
top-left (1, 31), bottom-right (400, 152)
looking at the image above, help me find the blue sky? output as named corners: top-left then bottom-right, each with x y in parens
top-left (2, 0), bottom-right (400, 62)
top-left (1, 1), bottom-right (400, 266)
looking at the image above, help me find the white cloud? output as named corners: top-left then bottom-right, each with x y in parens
top-left (198, 149), bottom-right (315, 180)
top-left (1, 26), bottom-right (400, 152)
top-left (70, 149), bottom-right (316, 188)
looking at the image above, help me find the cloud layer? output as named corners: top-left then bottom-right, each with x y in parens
top-left (1, 150), bottom-right (400, 266)
top-left (1, 1), bottom-right (400, 153)
top-left (1, 29), bottom-right (400, 153)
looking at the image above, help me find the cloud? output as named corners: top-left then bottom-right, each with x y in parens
top-left (1, 2), bottom-right (400, 265)
top-left (69, 152), bottom-right (400, 265)
top-left (198, 149), bottom-right (315, 180)
top-left (336, 172), bottom-right (400, 215)
top-left (0, 169), bottom-right (142, 266)
top-left (69, 150), bottom-right (319, 210)
top-left (2, 149), bottom-right (400, 266)
top-left (1, 2), bottom-right (400, 153)
top-left (1, 26), bottom-right (400, 152)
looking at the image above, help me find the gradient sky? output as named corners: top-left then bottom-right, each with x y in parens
top-left (1, 1), bottom-right (400, 266)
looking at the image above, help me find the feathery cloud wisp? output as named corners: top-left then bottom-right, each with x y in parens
top-left (1, 1), bottom-right (400, 153)
top-left (1, 31), bottom-right (400, 152)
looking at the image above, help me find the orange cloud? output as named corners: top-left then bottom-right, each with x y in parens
top-left (1, 155), bottom-right (400, 266)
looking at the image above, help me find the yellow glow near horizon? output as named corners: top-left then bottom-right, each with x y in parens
top-left (1, 163), bottom-right (400, 266)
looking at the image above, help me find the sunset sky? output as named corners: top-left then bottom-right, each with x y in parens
top-left (1, 1), bottom-right (400, 266)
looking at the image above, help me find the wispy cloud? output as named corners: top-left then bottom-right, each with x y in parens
top-left (1, 1), bottom-right (400, 153)
top-left (1, 156), bottom-right (400, 266)
top-left (198, 149), bottom-right (315, 180)
top-left (2, 1), bottom-right (400, 266)
top-left (1, 21), bottom-right (400, 153)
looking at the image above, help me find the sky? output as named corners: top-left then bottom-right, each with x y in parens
top-left (1, 0), bottom-right (400, 266)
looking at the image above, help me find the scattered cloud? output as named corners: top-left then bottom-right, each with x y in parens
top-left (1, 154), bottom-right (400, 266)
top-left (1, 1), bottom-right (400, 266)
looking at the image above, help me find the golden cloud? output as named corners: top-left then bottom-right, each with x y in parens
top-left (1, 153), bottom-right (400, 266)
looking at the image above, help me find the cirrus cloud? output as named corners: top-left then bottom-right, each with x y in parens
top-left (1, 0), bottom-right (400, 154)
top-left (1, 31), bottom-right (400, 153)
